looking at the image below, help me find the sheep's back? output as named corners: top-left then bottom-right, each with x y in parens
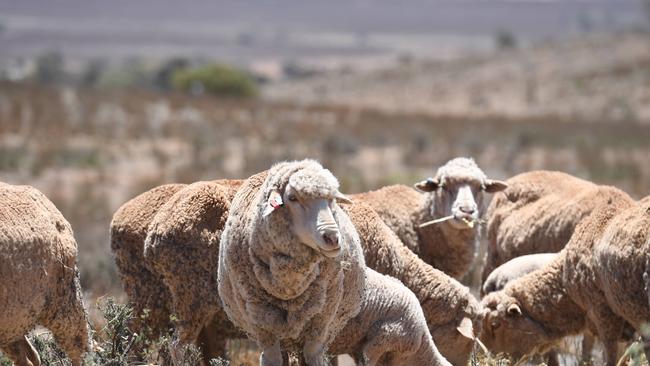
top-left (485, 171), bottom-right (610, 278)
top-left (0, 183), bottom-right (77, 344)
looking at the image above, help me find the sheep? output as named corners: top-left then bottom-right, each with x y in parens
top-left (353, 157), bottom-right (507, 279)
top-left (481, 187), bottom-right (646, 366)
top-left (143, 179), bottom-right (244, 361)
top-left (217, 160), bottom-right (366, 366)
top-left (343, 201), bottom-right (483, 366)
top-left (482, 170), bottom-right (620, 283)
top-left (329, 268), bottom-right (452, 366)
top-left (482, 253), bottom-right (557, 295)
top-left (114, 166), bottom-right (484, 365)
top-left (0, 182), bottom-right (89, 366)
top-left (110, 183), bottom-right (186, 338)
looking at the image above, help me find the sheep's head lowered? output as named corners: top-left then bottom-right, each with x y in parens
top-left (480, 291), bottom-right (554, 362)
top-left (415, 157), bottom-right (507, 230)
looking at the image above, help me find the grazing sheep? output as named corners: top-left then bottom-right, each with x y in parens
top-left (110, 183), bottom-right (186, 338)
top-left (329, 268), bottom-right (452, 366)
top-left (483, 170), bottom-right (621, 283)
top-left (0, 182), bottom-right (89, 366)
top-left (353, 157), bottom-right (507, 279)
top-left (482, 253), bottom-right (557, 295)
top-left (218, 160), bottom-right (365, 366)
top-left (143, 179), bottom-right (244, 361)
top-left (343, 202), bottom-right (483, 366)
top-left (481, 187), bottom-right (641, 366)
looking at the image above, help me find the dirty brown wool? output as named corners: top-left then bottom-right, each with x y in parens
top-left (0, 183), bottom-right (89, 366)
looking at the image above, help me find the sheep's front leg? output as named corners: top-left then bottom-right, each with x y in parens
top-left (303, 340), bottom-right (328, 366)
top-left (261, 341), bottom-right (284, 366)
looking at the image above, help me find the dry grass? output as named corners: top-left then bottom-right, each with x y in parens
top-left (1, 81), bottom-right (649, 365)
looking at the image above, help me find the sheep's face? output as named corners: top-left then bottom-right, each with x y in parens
top-left (480, 292), bottom-right (550, 361)
top-left (415, 158), bottom-right (507, 230)
top-left (282, 185), bottom-right (342, 258)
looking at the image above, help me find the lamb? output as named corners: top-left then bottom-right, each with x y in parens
top-left (343, 202), bottom-right (483, 366)
top-left (110, 183), bottom-right (186, 338)
top-left (0, 182), bottom-right (89, 366)
top-left (481, 187), bottom-right (648, 366)
top-left (217, 160), bottom-right (366, 366)
top-left (143, 179), bottom-right (244, 360)
top-left (329, 268), bottom-right (452, 366)
top-left (482, 253), bottom-right (557, 295)
top-left (353, 157), bottom-right (507, 279)
top-left (482, 170), bottom-right (618, 283)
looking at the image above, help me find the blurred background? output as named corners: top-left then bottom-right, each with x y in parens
top-left (1, 0), bottom-right (650, 313)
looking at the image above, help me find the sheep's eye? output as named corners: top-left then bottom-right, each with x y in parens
top-left (288, 194), bottom-right (298, 202)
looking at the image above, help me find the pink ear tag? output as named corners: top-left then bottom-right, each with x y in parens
top-left (262, 191), bottom-right (284, 217)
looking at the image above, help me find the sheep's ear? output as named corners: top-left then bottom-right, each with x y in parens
top-left (507, 303), bottom-right (522, 316)
top-left (414, 177), bottom-right (439, 192)
top-left (334, 191), bottom-right (353, 204)
top-left (484, 179), bottom-right (508, 193)
top-left (262, 190), bottom-right (284, 217)
top-left (456, 317), bottom-right (475, 340)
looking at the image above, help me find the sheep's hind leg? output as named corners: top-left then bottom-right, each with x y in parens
top-left (43, 272), bottom-right (89, 366)
top-left (3, 335), bottom-right (41, 366)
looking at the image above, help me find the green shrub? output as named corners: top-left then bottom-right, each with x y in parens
top-left (172, 64), bottom-right (258, 98)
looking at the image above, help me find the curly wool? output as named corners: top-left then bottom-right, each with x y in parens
top-left (218, 160), bottom-right (365, 355)
top-left (482, 171), bottom-right (624, 282)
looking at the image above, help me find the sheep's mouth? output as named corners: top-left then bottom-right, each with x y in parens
top-left (450, 215), bottom-right (477, 229)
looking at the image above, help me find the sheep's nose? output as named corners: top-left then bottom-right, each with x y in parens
top-left (322, 231), bottom-right (340, 248)
top-left (459, 205), bottom-right (476, 215)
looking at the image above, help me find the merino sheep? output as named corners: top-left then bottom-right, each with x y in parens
top-left (329, 268), bottom-right (452, 366)
top-left (0, 182), bottom-right (89, 366)
top-left (482, 253), bottom-right (557, 295)
top-left (482, 170), bottom-right (620, 283)
top-left (481, 187), bottom-right (645, 366)
top-left (143, 179), bottom-right (244, 361)
top-left (343, 202), bottom-right (483, 366)
top-left (353, 157), bottom-right (507, 279)
top-left (110, 183), bottom-right (186, 338)
top-left (217, 160), bottom-right (366, 366)
top-left (114, 166), bottom-right (484, 365)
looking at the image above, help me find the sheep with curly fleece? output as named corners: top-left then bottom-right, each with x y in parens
top-left (0, 182), bottom-right (89, 366)
top-left (143, 179), bottom-right (244, 361)
top-left (329, 268), bottom-right (452, 366)
top-left (481, 187), bottom-right (644, 366)
top-left (482, 170), bottom-right (621, 283)
top-left (343, 202), bottom-right (483, 366)
top-left (353, 157), bottom-right (507, 279)
top-left (218, 160), bottom-right (365, 366)
top-left (110, 183), bottom-right (186, 338)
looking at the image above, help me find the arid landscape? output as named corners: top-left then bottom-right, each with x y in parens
top-left (2, 0), bottom-right (650, 365)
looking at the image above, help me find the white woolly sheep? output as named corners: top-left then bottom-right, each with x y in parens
top-left (343, 201), bottom-right (483, 366)
top-left (329, 268), bottom-right (452, 366)
top-left (353, 157), bottom-right (507, 279)
top-left (217, 160), bottom-right (365, 366)
top-left (0, 182), bottom-right (89, 366)
top-left (482, 253), bottom-right (557, 295)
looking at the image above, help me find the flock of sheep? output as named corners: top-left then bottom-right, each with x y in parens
top-left (1, 157), bottom-right (649, 366)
